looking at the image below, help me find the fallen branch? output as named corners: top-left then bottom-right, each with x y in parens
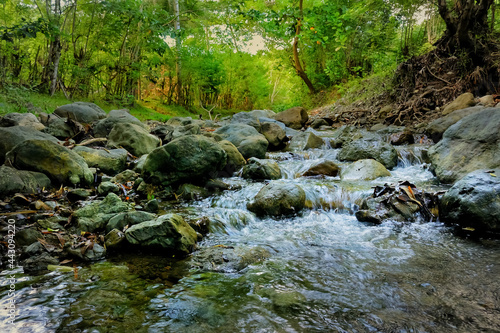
top-left (76, 138), bottom-right (108, 146)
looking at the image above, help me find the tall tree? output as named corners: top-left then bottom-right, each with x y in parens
top-left (293, 0), bottom-right (316, 94)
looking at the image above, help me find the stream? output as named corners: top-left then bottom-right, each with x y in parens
top-left (1, 130), bottom-right (500, 332)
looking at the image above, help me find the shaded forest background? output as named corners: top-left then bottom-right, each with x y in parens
top-left (1, 0), bottom-right (499, 118)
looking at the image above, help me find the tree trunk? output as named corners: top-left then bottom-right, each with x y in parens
top-left (293, 0), bottom-right (316, 94)
top-left (173, 0), bottom-right (183, 105)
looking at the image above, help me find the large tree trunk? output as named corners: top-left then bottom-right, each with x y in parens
top-left (173, 0), bottom-right (183, 105)
top-left (293, 0), bottom-right (316, 94)
top-left (436, 0), bottom-right (494, 53)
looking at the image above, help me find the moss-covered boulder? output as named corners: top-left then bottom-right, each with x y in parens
top-left (247, 181), bottom-right (306, 217)
top-left (242, 157), bottom-right (281, 181)
top-left (6, 139), bottom-right (93, 185)
top-left (73, 146), bottom-right (128, 175)
top-left (108, 123), bottom-right (160, 157)
top-left (0, 165), bottom-right (52, 196)
top-left (74, 193), bottom-right (130, 232)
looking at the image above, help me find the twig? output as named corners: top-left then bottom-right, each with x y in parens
top-left (76, 138), bottom-right (107, 146)
top-left (426, 66), bottom-right (452, 85)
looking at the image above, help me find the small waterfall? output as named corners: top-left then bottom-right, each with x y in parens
top-left (397, 145), bottom-right (428, 168)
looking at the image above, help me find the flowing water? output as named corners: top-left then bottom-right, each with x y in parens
top-left (2, 133), bottom-right (500, 332)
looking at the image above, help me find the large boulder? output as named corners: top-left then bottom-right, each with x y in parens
top-left (249, 109), bottom-right (276, 119)
top-left (247, 181), bottom-right (306, 217)
top-left (125, 213), bottom-right (197, 255)
top-left (260, 122), bottom-right (286, 150)
top-left (231, 112), bottom-right (261, 131)
top-left (0, 113), bottom-right (45, 130)
top-left (170, 124), bottom-right (201, 141)
top-left (42, 118), bottom-right (80, 139)
top-left (340, 159), bottom-right (391, 181)
top-left (338, 137), bottom-right (398, 169)
top-left (439, 169), bottom-right (500, 232)
top-left (302, 160), bottom-right (340, 177)
top-left (215, 123), bottom-right (268, 159)
top-left (6, 139), bottom-right (93, 185)
top-left (288, 132), bottom-right (324, 151)
top-left (94, 109), bottom-right (145, 138)
top-left (73, 146), bottom-right (128, 175)
top-left (242, 157), bottom-right (282, 181)
top-left (0, 126), bottom-right (60, 164)
top-left (0, 166), bottom-right (51, 196)
top-left (442, 92), bottom-right (476, 115)
top-left (217, 140), bottom-right (246, 176)
top-left (107, 122), bottom-right (160, 157)
top-left (273, 107), bottom-right (308, 129)
top-left (426, 106), bottom-right (485, 143)
top-left (54, 102), bottom-right (106, 124)
top-left (74, 193), bottom-right (129, 232)
top-left (428, 107), bottom-right (500, 184)
top-left (142, 135), bottom-right (227, 186)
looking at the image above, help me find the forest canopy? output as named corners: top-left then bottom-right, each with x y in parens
top-left (1, 0), bottom-right (499, 112)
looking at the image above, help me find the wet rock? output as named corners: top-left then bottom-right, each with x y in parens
top-left (105, 229), bottom-right (126, 249)
top-left (42, 118), bottom-right (80, 139)
top-left (330, 126), bottom-right (378, 148)
top-left (22, 252), bottom-right (59, 275)
top-left (176, 184), bottom-right (209, 201)
top-left (338, 137), bottom-right (398, 169)
top-left (106, 211), bottom-right (156, 233)
top-left (341, 159), bottom-right (391, 181)
top-left (145, 199), bottom-right (159, 212)
top-left (15, 228), bottom-right (43, 247)
top-left (288, 132), bottom-right (324, 151)
top-left (125, 213), bottom-right (197, 255)
top-left (302, 160), bottom-right (340, 177)
top-left (428, 107), bottom-right (500, 183)
top-left (6, 139), bottom-right (93, 186)
top-left (67, 188), bottom-right (91, 201)
top-left (439, 169), bottom-right (500, 232)
top-left (0, 165), bottom-right (51, 196)
top-left (108, 123), bottom-right (160, 157)
top-left (310, 118), bottom-right (329, 129)
top-left (94, 109), bottom-right (145, 138)
top-left (273, 106), bottom-right (308, 129)
top-left (37, 216), bottom-right (66, 230)
top-left (247, 181), bottom-right (306, 217)
top-left (98, 181), bottom-right (120, 195)
top-left (231, 111), bottom-right (261, 131)
top-left (131, 154), bottom-right (149, 173)
top-left (111, 169), bottom-right (139, 184)
top-left (143, 135), bottom-right (227, 186)
top-left (73, 146), bottom-right (128, 175)
top-left (258, 117), bottom-right (286, 129)
top-left (0, 112), bottom-right (45, 130)
top-left (67, 243), bottom-right (106, 261)
top-left (75, 193), bottom-right (129, 232)
top-left (389, 131), bottom-right (414, 145)
top-left (442, 92), bottom-right (476, 115)
top-left (54, 102), bottom-right (106, 123)
top-left (242, 157), bottom-right (282, 181)
top-left (190, 245), bottom-right (271, 273)
top-left (215, 123), bottom-right (268, 159)
top-left (217, 140), bottom-right (246, 176)
top-left (425, 106), bottom-right (485, 143)
top-left (260, 122), bottom-right (286, 150)
top-left (0, 126), bottom-right (60, 164)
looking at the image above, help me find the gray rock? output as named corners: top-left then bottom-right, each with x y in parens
top-left (249, 109), bottom-right (276, 118)
top-left (231, 112), bottom-right (261, 131)
top-left (340, 159), bottom-right (391, 181)
top-left (97, 181), bottom-right (120, 195)
top-left (0, 112), bottom-right (45, 130)
top-left (15, 228), bottom-right (43, 247)
top-left (260, 122), bottom-right (286, 150)
top-left (215, 123), bottom-right (268, 159)
top-left (258, 117), bottom-right (286, 129)
top-left (145, 199), bottom-right (159, 213)
top-left (142, 135), bottom-right (227, 186)
top-left (166, 117), bottom-right (194, 126)
top-left (131, 154), bottom-right (149, 173)
top-left (42, 117), bottom-right (79, 139)
top-left (73, 146), bottom-right (127, 175)
top-left (288, 132), bottom-right (324, 151)
top-left (439, 169), bottom-right (500, 232)
top-left (247, 181), bottom-right (306, 217)
top-left (242, 157), bottom-right (282, 181)
top-left (217, 140), bottom-right (246, 175)
top-left (426, 106), bottom-right (485, 143)
top-left (67, 243), bottom-right (106, 261)
top-left (6, 139), bottom-right (93, 185)
top-left (310, 118), bottom-right (329, 129)
top-left (75, 193), bottom-right (129, 232)
top-left (108, 122), bottom-right (160, 157)
top-left (54, 102), bottom-right (106, 123)
top-left (111, 169), bottom-right (139, 184)
top-left (302, 160), bottom-right (340, 177)
top-left (125, 213), bottom-right (197, 255)
top-left (273, 106), bottom-right (308, 129)
top-left (442, 92), bottom-right (476, 115)
top-left (94, 109), bottom-right (145, 138)
top-left (338, 137), bottom-right (398, 169)
top-left (22, 252), bottom-right (59, 274)
top-left (105, 229), bottom-right (126, 249)
top-left (0, 166), bottom-right (51, 196)
top-left (0, 126), bottom-right (60, 164)
top-left (171, 124), bottom-right (201, 141)
top-left (106, 211), bottom-right (157, 233)
top-left (428, 107), bottom-right (500, 183)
